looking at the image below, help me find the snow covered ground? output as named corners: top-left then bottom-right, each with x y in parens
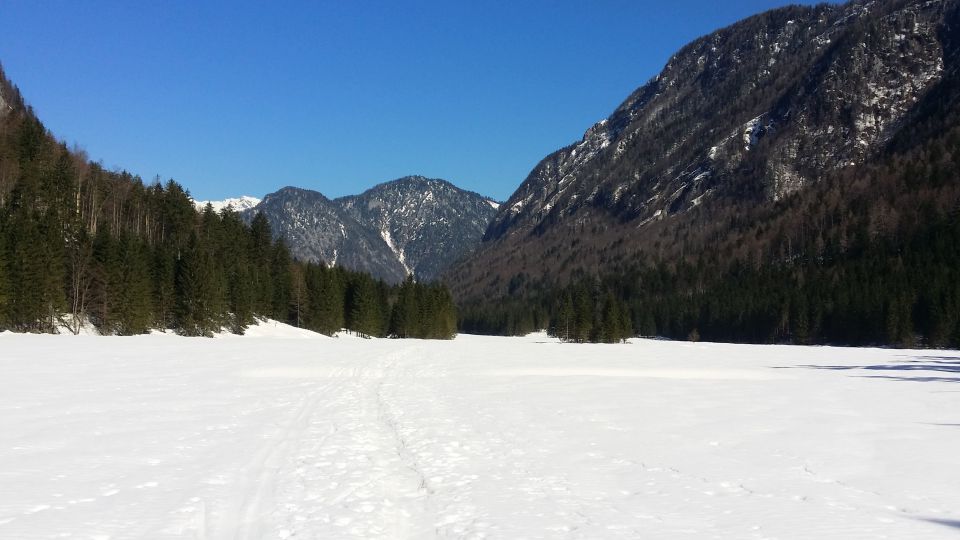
top-left (1, 326), bottom-right (959, 539)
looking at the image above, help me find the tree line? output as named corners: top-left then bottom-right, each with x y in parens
top-left (459, 201), bottom-right (959, 348)
top-left (458, 74), bottom-right (960, 348)
top-left (0, 67), bottom-right (456, 338)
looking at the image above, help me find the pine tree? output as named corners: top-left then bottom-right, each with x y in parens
top-left (270, 239), bottom-right (293, 322)
top-left (554, 291), bottom-right (574, 342)
top-left (113, 234), bottom-right (153, 335)
top-left (0, 214), bottom-right (9, 328)
top-left (305, 264), bottom-right (345, 335)
top-left (347, 274), bottom-right (382, 338)
top-left (219, 208), bottom-right (255, 332)
top-left (599, 291), bottom-right (626, 343)
top-left (152, 245), bottom-right (177, 329)
top-left (174, 232), bottom-right (220, 336)
top-left (249, 212), bottom-right (275, 315)
top-left (389, 276), bottom-right (418, 338)
top-left (6, 203), bottom-right (65, 332)
top-left (572, 283), bottom-right (594, 343)
top-left (89, 227), bottom-right (119, 331)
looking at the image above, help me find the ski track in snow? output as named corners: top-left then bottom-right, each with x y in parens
top-left (0, 330), bottom-right (959, 539)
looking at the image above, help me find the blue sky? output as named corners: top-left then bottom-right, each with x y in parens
top-left (0, 0), bottom-right (839, 202)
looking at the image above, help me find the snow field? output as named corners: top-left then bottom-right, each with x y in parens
top-left (0, 327), bottom-right (959, 538)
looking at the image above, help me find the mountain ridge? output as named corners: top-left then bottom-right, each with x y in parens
top-left (451, 0), bottom-right (960, 300)
top-left (246, 176), bottom-right (499, 283)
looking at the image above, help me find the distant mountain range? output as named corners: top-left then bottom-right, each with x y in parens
top-left (193, 196), bottom-right (261, 214)
top-left (225, 176), bottom-right (499, 283)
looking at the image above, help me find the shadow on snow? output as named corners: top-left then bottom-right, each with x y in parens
top-left (772, 355), bottom-right (960, 383)
top-left (917, 517), bottom-right (960, 531)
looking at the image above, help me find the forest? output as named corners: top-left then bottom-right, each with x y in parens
top-left (0, 68), bottom-right (456, 339)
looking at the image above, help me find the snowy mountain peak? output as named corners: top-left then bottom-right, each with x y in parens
top-left (247, 177), bottom-right (498, 283)
top-left (194, 196), bottom-right (262, 213)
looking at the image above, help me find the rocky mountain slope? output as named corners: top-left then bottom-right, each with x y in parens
top-left (248, 177), bottom-right (498, 283)
top-left (451, 0), bottom-right (960, 299)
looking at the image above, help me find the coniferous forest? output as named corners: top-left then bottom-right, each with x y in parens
top-left (0, 67), bottom-right (456, 339)
top-left (458, 118), bottom-right (960, 347)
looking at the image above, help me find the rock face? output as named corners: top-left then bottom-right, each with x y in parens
top-left (0, 65), bottom-right (19, 119)
top-left (248, 177), bottom-right (498, 283)
top-left (338, 177), bottom-right (499, 282)
top-left (453, 0), bottom-right (959, 296)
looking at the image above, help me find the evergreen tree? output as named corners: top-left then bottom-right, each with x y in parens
top-left (347, 273), bottom-right (383, 338)
top-left (302, 263), bottom-right (345, 335)
top-left (152, 245), bottom-right (177, 328)
top-left (552, 291), bottom-right (574, 342)
top-left (572, 283), bottom-right (594, 343)
top-left (89, 227), bottom-right (118, 331)
top-left (174, 232), bottom-right (220, 336)
top-left (0, 213), bottom-right (9, 328)
top-left (389, 276), bottom-right (418, 338)
top-left (270, 239), bottom-right (293, 322)
top-left (113, 234), bottom-right (153, 335)
top-left (249, 212), bottom-right (275, 315)
top-left (5, 203), bottom-right (65, 332)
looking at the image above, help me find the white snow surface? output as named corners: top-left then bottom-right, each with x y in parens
top-left (193, 196), bottom-right (261, 213)
top-left (1, 330), bottom-right (959, 539)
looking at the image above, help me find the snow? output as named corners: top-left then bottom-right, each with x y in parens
top-left (193, 196), bottom-right (261, 213)
top-left (380, 227), bottom-right (412, 276)
top-left (216, 318), bottom-right (330, 339)
top-left (1, 331), bottom-right (959, 538)
top-left (743, 115), bottom-right (765, 151)
top-left (53, 314), bottom-right (101, 336)
top-left (486, 200), bottom-right (500, 210)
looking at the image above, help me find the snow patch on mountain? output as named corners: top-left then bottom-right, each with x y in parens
top-left (380, 227), bottom-right (412, 276)
top-left (194, 196), bottom-right (261, 213)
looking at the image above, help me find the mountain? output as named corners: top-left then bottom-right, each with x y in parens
top-left (450, 0), bottom-right (960, 300)
top-left (251, 186), bottom-right (409, 283)
top-left (337, 177), bottom-right (500, 281)
top-left (248, 176), bottom-right (498, 283)
top-left (193, 195), bottom-right (261, 213)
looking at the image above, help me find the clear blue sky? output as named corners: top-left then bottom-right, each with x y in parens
top-left (0, 0), bottom-right (840, 202)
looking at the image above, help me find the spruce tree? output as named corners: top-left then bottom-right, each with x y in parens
top-left (0, 214), bottom-right (9, 328)
top-left (389, 276), bottom-right (418, 338)
top-left (249, 212), bottom-right (275, 315)
top-left (152, 245), bottom-right (177, 329)
top-left (347, 274), bottom-right (382, 338)
top-left (113, 234), bottom-right (153, 335)
top-left (174, 232), bottom-right (220, 336)
top-left (219, 208), bottom-right (255, 332)
top-left (270, 239), bottom-right (293, 322)
top-left (553, 291), bottom-right (574, 341)
top-left (305, 264), bottom-right (344, 335)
